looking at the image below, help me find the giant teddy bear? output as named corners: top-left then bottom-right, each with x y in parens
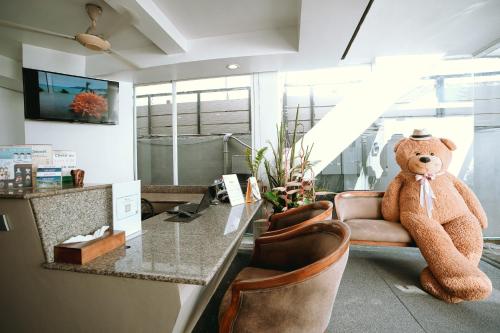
top-left (381, 129), bottom-right (492, 303)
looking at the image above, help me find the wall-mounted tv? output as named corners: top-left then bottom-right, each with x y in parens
top-left (23, 68), bottom-right (119, 125)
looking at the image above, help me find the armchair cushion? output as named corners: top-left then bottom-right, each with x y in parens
top-left (346, 218), bottom-right (412, 243)
top-left (254, 231), bottom-right (343, 271)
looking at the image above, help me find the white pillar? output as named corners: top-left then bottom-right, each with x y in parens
top-left (172, 81), bottom-right (178, 185)
top-left (251, 72), bottom-right (283, 184)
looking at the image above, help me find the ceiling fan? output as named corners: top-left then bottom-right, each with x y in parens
top-left (0, 3), bottom-right (138, 69)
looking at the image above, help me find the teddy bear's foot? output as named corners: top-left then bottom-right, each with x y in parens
top-left (440, 272), bottom-right (492, 301)
top-left (420, 267), bottom-right (463, 303)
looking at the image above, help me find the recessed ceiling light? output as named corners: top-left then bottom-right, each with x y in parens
top-left (226, 64), bottom-right (240, 70)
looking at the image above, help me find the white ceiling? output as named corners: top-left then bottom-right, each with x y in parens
top-left (152, 0), bottom-right (300, 39)
top-left (344, 0), bottom-right (500, 64)
top-left (0, 0), bottom-right (499, 83)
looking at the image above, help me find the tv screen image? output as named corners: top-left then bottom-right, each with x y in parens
top-left (23, 68), bottom-right (119, 125)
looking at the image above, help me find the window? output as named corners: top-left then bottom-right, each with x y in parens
top-left (282, 57), bottom-right (500, 237)
top-left (135, 75), bottom-right (252, 185)
top-left (283, 66), bottom-right (372, 138)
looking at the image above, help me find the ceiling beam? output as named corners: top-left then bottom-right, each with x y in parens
top-left (103, 0), bottom-right (188, 54)
top-left (86, 28), bottom-right (298, 76)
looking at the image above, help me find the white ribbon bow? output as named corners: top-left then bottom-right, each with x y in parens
top-left (415, 173), bottom-right (436, 218)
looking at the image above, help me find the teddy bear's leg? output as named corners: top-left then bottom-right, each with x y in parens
top-left (400, 212), bottom-right (489, 300)
top-left (441, 214), bottom-right (492, 301)
top-left (420, 267), bottom-right (463, 303)
top-left (443, 214), bottom-right (483, 263)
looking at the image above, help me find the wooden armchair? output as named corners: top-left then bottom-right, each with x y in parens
top-left (261, 201), bottom-right (333, 237)
top-left (334, 191), bottom-right (414, 247)
top-left (219, 221), bottom-right (350, 333)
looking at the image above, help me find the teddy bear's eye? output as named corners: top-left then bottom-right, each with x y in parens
top-left (430, 152), bottom-right (435, 156)
top-left (415, 152), bottom-right (421, 156)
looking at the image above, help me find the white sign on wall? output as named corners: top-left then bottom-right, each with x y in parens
top-left (112, 180), bottom-right (141, 238)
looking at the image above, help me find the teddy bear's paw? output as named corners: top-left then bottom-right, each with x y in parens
top-left (422, 281), bottom-right (463, 303)
top-left (441, 274), bottom-right (492, 301)
top-left (420, 268), bottom-right (463, 303)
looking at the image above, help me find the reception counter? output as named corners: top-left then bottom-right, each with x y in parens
top-left (0, 185), bottom-right (262, 333)
top-left (45, 202), bottom-right (261, 285)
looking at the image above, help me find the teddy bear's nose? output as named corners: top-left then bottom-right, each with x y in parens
top-left (419, 156), bottom-right (431, 163)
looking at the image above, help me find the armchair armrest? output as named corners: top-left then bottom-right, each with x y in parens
top-left (267, 201), bottom-right (333, 232)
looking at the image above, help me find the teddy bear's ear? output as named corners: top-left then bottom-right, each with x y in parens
top-left (440, 138), bottom-right (456, 151)
top-left (393, 139), bottom-right (405, 153)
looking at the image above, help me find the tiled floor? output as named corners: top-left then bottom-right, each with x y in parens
top-left (194, 246), bottom-right (500, 333)
top-left (329, 246), bottom-right (500, 333)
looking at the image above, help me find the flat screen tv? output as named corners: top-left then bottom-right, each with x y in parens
top-left (23, 68), bottom-right (119, 125)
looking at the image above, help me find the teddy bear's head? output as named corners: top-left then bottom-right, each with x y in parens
top-left (393, 131), bottom-right (456, 175)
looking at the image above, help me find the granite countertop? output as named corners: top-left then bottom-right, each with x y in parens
top-left (44, 201), bottom-right (262, 285)
top-left (0, 184), bottom-right (111, 199)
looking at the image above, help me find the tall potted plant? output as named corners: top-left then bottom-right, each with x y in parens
top-left (263, 106), bottom-right (316, 213)
top-left (245, 146), bottom-right (268, 239)
top-left (245, 146), bottom-right (267, 182)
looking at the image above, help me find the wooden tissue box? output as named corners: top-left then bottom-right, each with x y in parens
top-left (54, 230), bottom-right (125, 265)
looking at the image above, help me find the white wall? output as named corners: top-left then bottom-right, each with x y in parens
top-left (0, 87), bottom-right (25, 145)
top-left (0, 54), bottom-right (25, 145)
top-left (22, 44), bottom-right (134, 184)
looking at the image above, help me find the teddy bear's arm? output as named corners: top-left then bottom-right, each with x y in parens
top-left (381, 173), bottom-right (403, 222)
top-left (453, 177), bottom-right (488, 229)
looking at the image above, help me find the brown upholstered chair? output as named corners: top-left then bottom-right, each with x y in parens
top-left (261, 200), bottom-right (333, 237)
top-left (219, 221), bottom-right (350, 333)
top-left (334, 191), bottom-right (414, 247)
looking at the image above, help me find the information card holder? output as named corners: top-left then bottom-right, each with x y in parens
top-left (245, 177), bottom-right (261, 203)
top-left (222, 174), bottom-right (245, 206)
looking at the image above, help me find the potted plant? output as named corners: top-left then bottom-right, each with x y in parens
top-left (263, 106), bottom-right (316, 214)
top-left (245, 146), bottom-right (267, 186)
top-left (245, 146), bottom-right (268, 239)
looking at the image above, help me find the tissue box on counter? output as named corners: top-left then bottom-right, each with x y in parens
top-left (54, 228), bottom-right (125, 265)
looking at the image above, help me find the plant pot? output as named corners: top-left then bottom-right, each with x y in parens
top-left (253, 219), bottom-right (270, 241)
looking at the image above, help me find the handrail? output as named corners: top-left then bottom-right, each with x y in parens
top-left (223, 133), bottom-right (251, 149)
top-left (223, 133), bottom-right (251, 174)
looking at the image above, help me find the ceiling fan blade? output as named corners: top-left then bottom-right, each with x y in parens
top-left (107, 49), bottom-right (139, 69)
top-left (0, 19), bottom-right (75, 40)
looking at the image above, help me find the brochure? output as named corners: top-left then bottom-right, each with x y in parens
top-left (0, 146), bottom-right (33, 189)
top-left (30, 145), bottom-right (53, 167)
top-left (53, 150), bottom-right (77, 183)
top-left (36, 166), bottom-right (62, 188)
